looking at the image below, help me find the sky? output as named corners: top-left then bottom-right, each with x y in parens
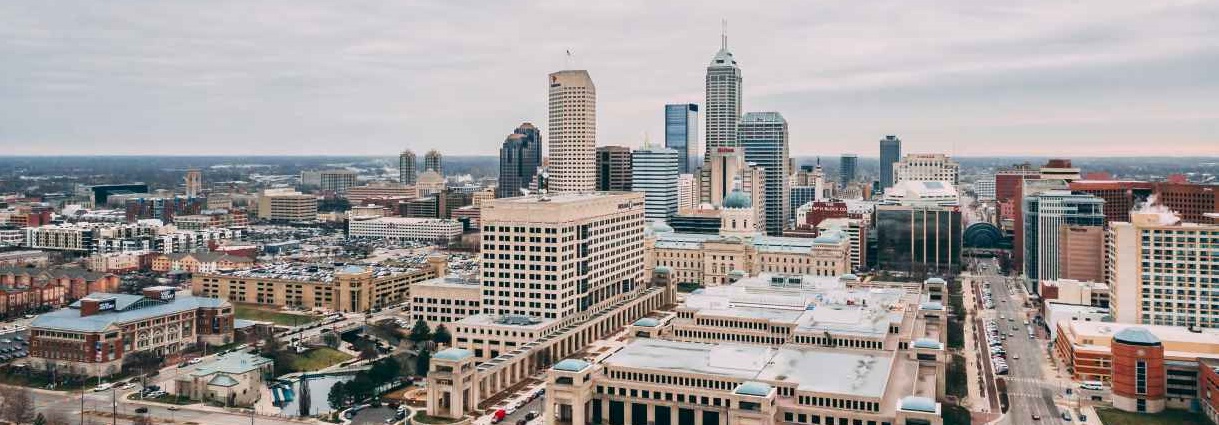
top-left (1, 1), bottom-right (1217, 157)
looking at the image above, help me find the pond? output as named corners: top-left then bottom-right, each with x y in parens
top-left (276, 374), bottom-right (352, 416)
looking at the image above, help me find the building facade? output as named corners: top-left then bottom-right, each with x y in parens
top-left (257, 189), bottom-right (317, 222)
top-left (1109, 213), bottom-right (1219, 327)
top-left (632, 147), bottom-right (681, 220)
top-left (596, 146), bottom-right (633, 192)
top-left (879, 135), bottom-right (901, 190)
top-left (1058, 225), bottom-right (1105, 283)
top-left (892, 154), bottom-right (959, 187)
top-left (400, 149), bottom-right (418, 185)
top-left (193, 262), bottom-right (438, 312)
top-left (347, 216), bottom-right (463, 242)
top-left (1022, 190), bottom-right (1105, 283)
top-left (874, 205), bottom-right (962, 276)
top-left (740, 112), bottom-right (789, 236)
top-left (549, 70), bottom-right (597, 193)
top-left (498, 123), bottom-right (543, 198)
top-left (839, 154), bottom-right (858, 189)
top-left (678, 174), bottom-right (698, 213)
top-left (424, 149), bottom-right (444, 174)
top-left (665, 104), bottom-right (700, 175)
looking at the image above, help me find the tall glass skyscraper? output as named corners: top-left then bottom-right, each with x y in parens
top-left (1022, 190), bottom-right (1106, 282)
top-left (631, 146), bottom-right (680, 220)
top-left (497, 123), bottom-right (542, 198)
top-left (839, 154), bottom-right (858, 189)
top-left (664, 104), bottom-right (700, 174)
top-left (879, 135), bottom-right (901, 189)
top-left (740, 112), bottom-right (789, 236)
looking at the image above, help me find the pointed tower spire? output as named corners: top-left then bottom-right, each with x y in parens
top-left (721, 19), bottom-right (728, 49)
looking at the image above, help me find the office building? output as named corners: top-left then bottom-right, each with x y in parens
top-left (1013, 179), bottom-right (1067, 272)
top-left (498, 123), bottom-right (543, 198)
top-left (193, 261), bottom-right (440, 312)
top-left (1068, 180), bottom-right (1154, 224)
top-left (348, 216), bottom-right (463, 242)
top-left (1153, 182), bottom-right (1219, 224)
top-left (28, 287), bottom-right (234, 377)
top-left (875, 204), bottom-right (962, 276)
top-left (632, 146), bottom-right (681, 220)
top-left (596, 146), bottom-right (633, 192)
top-left (1058, 225), bottom-right (1105, 283)
top-left (1109, 213), bottom-right (1219, 327)
top-left (256, 189), bottom-right (317, 222)
top-left (89, 184), bottom-right (150, 206)
top-left (879, 135), bottom-right (901, 189)
top-left (410, 273), bottom-right (482, 328)
top-left (705, 147), bottom-right (745, 205)
top-left (740, 112), bottom-right (789, 236)
top-left (1022, 190), bottom-right (1105, 282)
top-left (839, 154), bottom-right (858, 189)
top-left (892, 154), bottom-right (959, 187)
top-left (416, 170), bottom-right (447, 197)
top-left (479, 192), bottom-right (645, 320)
top-left (994, 163), bottom-right (1040, 203)
top-left (400, 149), bottom-right (418, 185)
top-left (1038, 279), bottom-right (1110, 308)
top-left (816, 217), bottom-right (868, 272)
top-left (1040, 159), bottom-right (1080, 181)
top-left (424, 149), bottom-right (443, 174)
top-left (184, 169), bottom-right (202, 198)
top-left (548, 70), bottom-right (597, 193)
top-left (678, 174), bottom-right (697, 213)
top-left (665, 104), bottom-right (700, 174)
top-left (704, 32), bottom-right (742, 162)
top-left (975, 175), bottom-right (995, 201)
top-left (788, 186), bottom-right (817, 224)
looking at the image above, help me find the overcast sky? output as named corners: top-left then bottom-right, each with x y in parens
top-left (2, 1), bottom-right (1217, 157)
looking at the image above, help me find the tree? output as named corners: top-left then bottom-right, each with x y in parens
top-left (33, 413), bottom-right (46, 425)
top-left (359, 343), bottom-right (379, 360)
top-left (122, 350), bottom-right (161, 376)
top-left (409, 318), bottom-right (431, 344)
top-left (0, 386), bottom-right (35, 424)
top-left (369, 357), bottom-right (401, 384)
top-left (414, 348), bottom-right (431, 376)
top-left (327, 381), bottom-right (347, 409)
top-left (262, 334), bottom-right (282, 355)
top-left (321, 331), bottom-right (340, 348)
top-left (432, 324), bottom-right (452, 346)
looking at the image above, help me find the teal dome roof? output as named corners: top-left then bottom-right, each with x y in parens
top-left (899, 396), bottom-right (937, 413)
top-left (653, 266), bottom-right (672, 274)
top-left (723, 190), bottom-right (751, 209)
top-left (553, 359), bottom-right (591, 372)
top-left (434, 348), bottom-right (474, 361)
top-left (1114, 327), bottom-right (1161, 346)
top-left (633, 318), bottom-right (661, 327)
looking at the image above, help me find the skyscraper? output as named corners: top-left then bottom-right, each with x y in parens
top-left (1022, 189), bottom-right (1106, 283)
top-left (399, 150), bottom-right (418, 185)
top-left (879, 135), bottom-right (901, 189)
top-left (548, 70), bottom-right (597, 193)
top-left (839, 154), bottom-right (858, 189)
top-left (631, 146), bottom-right (680, 220)
top-left (740, 112), bottom-right (789, 236)
top-left (664, 104), bottom-right (700, 174)
top-left (702, 29), bottom-right (742, 201)
top-left (497, 123), bottom-right (543, 198)
top-left (423, 149), bottom-right (443, 174)
top-left (595, 146), bottom-right (632, 191)
top-left (184, 169), bottom-right (201, 198)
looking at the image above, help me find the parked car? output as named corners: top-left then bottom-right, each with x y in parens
top-left (93, 383), bottom-right (112, 392)
top-left (134, 407), bottom-right (148, 414)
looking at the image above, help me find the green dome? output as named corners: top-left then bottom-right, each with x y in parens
top-left (723, 190), bottom-right (751, 209)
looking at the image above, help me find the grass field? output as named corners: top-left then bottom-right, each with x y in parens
top-left (234, 304), bottom-right (320, 327)
top-left (1096, 407), bottom-right (1215, 425)
top-left (279, 347), bottom-right (352, 373)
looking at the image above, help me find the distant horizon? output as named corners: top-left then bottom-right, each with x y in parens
top-left (2, 153), bottom-right (1217, 160)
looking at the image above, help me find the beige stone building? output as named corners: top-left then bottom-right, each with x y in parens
top-left (547, 70), bottom-right (597, 193)
top-left (645, 221), bottom-right (851, 287)
top-left (175, 352), bottom-right (273, 407)
top-left (1109, 212), bottom-right (1219, 327)
top-left (192, 260), bottom-right (440, 312)
top-left (410, 275), bottom-right (482, 328)
top-left (256, 189), bottom-right (317, 222)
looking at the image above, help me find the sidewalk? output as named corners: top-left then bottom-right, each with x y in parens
top-left (961, 277), bottom-right (992, 413)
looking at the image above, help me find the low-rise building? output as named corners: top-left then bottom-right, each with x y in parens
top-left (410, 274), bottom-right (481, 328)
top-left (86, 251), bottom-right (150, 273)
top-left (0, 250), bottom-right (49, 268)
top-left (0, 266), bottom-right (119, 302)
top-left (193, 261), bottom-right (439, 312)
top-left (173, 209), bottom-right (249, 230)
top-left (347, 216), bottom-right (463, 242)
top-left (175, 352), bottom-right (273, 406)
top-left (151, 252), bottom-right (255, 274)
top-left (28, 287), bottom-right (234, 376)
top-left (1039, 279), bottom-right (1109, 308)
top-left (646, 224), bottom-right (851, 287)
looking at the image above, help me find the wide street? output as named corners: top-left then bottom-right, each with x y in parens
top-left (971, 259), bottom-right (1071, 425)
top-left (27, 386), bottom-right (303, 425)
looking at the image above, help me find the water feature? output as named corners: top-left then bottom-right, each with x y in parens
top-left (277, 374), bottom-right (352, 416)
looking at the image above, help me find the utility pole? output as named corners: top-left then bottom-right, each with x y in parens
top-left (111, 386), bottom-right (117, 425)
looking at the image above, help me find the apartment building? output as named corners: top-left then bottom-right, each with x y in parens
top-left (1109, 213), bottom-right (1219, 327)
top-left (28, 287), bottom-right (234, 377)
top-left (193, 261), bottom-right (438, 312)
top-left (347, 216), bottom-right (463, 242)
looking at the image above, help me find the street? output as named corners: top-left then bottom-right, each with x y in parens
top-left (972, 259), bottom-right (1070, 425)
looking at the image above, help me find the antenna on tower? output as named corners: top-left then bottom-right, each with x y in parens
top-left (565, 49), bottom-right (573, 69)
top-left (721, 19), bottom-right (728, 49)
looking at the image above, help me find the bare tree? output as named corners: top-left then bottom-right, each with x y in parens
top-left (0, 386), bottom-right (36, 424)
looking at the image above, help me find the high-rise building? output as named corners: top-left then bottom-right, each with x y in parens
top-left (631, 146), bottom-right (680, 220)
top-left (1110, 213), bottom-right (1219, 327)
top-left (1153, 182), bottom-right (1219, 224)
top-left (399, 149), bottom-right (418, 185)
top-left (740, 112), bottom-right (789, 235)
top-left (316, 170), bottom-right (357, 194)
top-left (1022, 190), bottom-right (1106, 283)
top-left (497, 123), bottom-right (543, 198)
top-left (875, 205), bottom-right (962, 276)
top-left (995, 163), bottom-right (1039, 203)
top-left (664, 104), bottom-right (700, 174)
top-left (839, 154), bottom-right (858, 189)
top-left (257, 189), bottom-right (318, 222)
top-left (677, 174), bottom-right (697, 213)
top-left (479, 192), bottom-right (645, 320)
top-left (975, 175), bottom-right (996, 201)
top-left (705, 147), bottom-right (745, 205)
top-left (704, 32), bottom-right (742, 163)
top-left (595, 146), bottom-right (632, 191)
top-left (548, 70), bottom-right (597, 193)
top-left (1058, 225), bottom-right (1105, 283)
top-left (879, 135), bottom-right (901, 189)
top-left (893, 154), bottom-right (960, 186)
top-left (184, 169), bottom-right (201, 198)
top-left (424, 149), bottom-right (443, 174)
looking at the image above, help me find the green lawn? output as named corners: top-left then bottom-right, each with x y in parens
top-left (234, 304), bottom-right (320, 327)
top-left (279, 347), bottom-right (352, 373)
top-left (1096, 407), bottom-right (1215, 425)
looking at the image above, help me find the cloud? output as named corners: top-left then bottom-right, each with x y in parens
top-left (0, 0), bottom-right (1216, 156)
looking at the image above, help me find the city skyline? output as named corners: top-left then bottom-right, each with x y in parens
top-left (2, 1), bottom-right (1215, 157)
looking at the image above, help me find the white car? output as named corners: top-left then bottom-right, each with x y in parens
top-left (119, 383), bottom-right (136, 390)
top-left (188, 357), bottom-right (203, 365)
top-left (93, 383), bottom-right (113, 392)
top-left (236, 344), bottom-right (250, 350)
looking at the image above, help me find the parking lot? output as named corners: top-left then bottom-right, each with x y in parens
top-left (0, 330), bottom-right (31, 364)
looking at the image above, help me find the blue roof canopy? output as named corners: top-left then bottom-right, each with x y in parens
top-left (553, 359), bottom-right (591, 372)
top-left (734, 381), bottom-right (773, 397)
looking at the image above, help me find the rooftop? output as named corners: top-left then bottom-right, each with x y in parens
top-left (201, 262), bottom-right (420, 282)
top-left (34, 292), bottom-right (229, 333)
top-left (189, 352), bottom-right (272, 377)
top-left (553, 359), bottom-right (592, 372)
top-left (604, 339), bottom-right (892, 398)
top-left (434, 348), bottom-right (474, 361)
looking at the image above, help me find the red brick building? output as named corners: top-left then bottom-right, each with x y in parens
top-left (0, 267), bottom-right (118, 316)
top-left (1069, 180), bottom-right (1154, 225)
